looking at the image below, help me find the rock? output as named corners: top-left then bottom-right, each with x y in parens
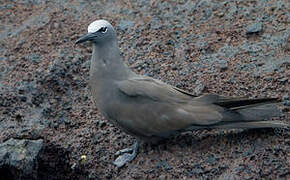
top-left (246, 22), bottom-right (263, 35)
top-left (0, 138), bottom-right (43, 179)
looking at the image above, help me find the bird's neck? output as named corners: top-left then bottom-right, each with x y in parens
top-left (90, 41), bottom-right (134, 80)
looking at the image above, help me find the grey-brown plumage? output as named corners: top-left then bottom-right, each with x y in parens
top-left (76, 20), bottom-right (288, 167)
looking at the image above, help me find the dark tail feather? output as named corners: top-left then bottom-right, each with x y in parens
top-left (216, 96), bottom-right (282, 121)
top-left (196, 94), bottom-right (288, 129)
top-left (218, 98), bottom-right (288, 129)
top-left (216, 101), bottom-right (289, 129)
top-left (212, 120), bottom-right (289, 129)
top-left (209, 104), bottom-right (288, 129)
top-left (187, 120), bottom-right (289, 131)
top-left (215, 97), bottom-right (279, 110)
top-left (237, 103), bottom-right (281, 121)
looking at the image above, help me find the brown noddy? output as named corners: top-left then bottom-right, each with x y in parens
top-left (75, 20), bottom-right (289, 168)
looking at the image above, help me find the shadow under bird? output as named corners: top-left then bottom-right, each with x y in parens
top-left (75, 20), bottom-right (288, 168)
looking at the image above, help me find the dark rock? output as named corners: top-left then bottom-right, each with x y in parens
top-left (246, 22), bottom-right (263, 35)
top-left (0, 138), bottom-right (43, 180)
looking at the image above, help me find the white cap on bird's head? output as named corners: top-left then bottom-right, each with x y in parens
top-left (76, 20), bottom-right (116, 44)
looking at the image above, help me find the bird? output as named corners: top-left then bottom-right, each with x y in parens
top-left (75, 19), bottom-right (288, 168)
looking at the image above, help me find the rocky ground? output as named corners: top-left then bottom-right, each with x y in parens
top-left (0, 0), bottom-right (289, 179)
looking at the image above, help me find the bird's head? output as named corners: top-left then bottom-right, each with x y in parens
top-left (75, 20), bottom-right (116, 45)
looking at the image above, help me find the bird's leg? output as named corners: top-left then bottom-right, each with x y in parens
top-left (113, 140), bottom-right (139, 168)
top-left (114, 147), bottom-right (134, 156)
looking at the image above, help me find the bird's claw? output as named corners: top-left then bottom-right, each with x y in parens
top-left (113, 152), bottom-right (136, 168)
top-left (114, 147), bottom-right (134, 156)
top-left (113, 141), bottom-right (139, 168)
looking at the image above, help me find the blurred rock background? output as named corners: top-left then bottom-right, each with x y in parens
top-left (0, 0), bottom-right (289, 179)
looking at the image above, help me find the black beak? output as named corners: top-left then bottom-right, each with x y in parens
top-left (75, 33), bottom-right (95, 44)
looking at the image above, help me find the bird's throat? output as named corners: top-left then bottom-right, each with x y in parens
top-left (90, 43), bottom-right (133, 81)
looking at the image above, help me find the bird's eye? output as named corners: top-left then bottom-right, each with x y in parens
top-left (98, 27), bottom-right (107, 33)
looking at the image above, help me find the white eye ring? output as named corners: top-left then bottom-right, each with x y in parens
top-left (99, 27), bottom-right (107, 34)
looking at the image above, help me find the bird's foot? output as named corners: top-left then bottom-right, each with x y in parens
top-left (113, 141), bottom-right (139, 168)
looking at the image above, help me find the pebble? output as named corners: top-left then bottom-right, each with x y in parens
top-left (246, 22), bottom-right (263, 34)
